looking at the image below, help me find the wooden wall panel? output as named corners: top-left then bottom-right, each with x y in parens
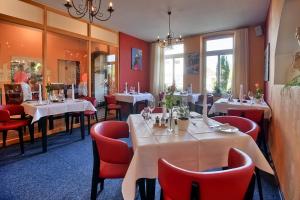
top-left (0, 0), bottom-right (43, 24)
top-left (91, 25), bottom-right (118, 46)
top-left (47, 11), bottom-right (88, 36)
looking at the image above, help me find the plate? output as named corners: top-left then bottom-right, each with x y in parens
top-left (215, 125), bottom-right (239, 133)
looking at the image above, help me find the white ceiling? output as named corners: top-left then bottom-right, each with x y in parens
top-left (34, 0), bottom-right (270, 42)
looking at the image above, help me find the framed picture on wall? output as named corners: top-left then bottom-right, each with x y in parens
top-left (131, 48), bottom-right (142, 71)
top-left (185, 52), bottom-right (200, 75)
top-left (264, 43), bottom-right (270, 81)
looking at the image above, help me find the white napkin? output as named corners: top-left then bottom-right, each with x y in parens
top-left (202, 90), bottom-right (209, 124)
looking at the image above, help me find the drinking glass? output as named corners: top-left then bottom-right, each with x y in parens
top-left (148, 99), bottom-right (156, 118)
top-left (248, 91), bottom-right (254, 104)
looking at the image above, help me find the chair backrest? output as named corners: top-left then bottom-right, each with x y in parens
top-left (0, 108), bottom-right (10, 122)
top-left (80, 96), bottom-right (97, 107)
top-left (227, 109), bottom-right (264, 125)
top-left (158, 148), bottom-right (254, 200)
top-left (4, 84), bottom-right (23, 105)
top-left (197, 94), bottom-right (214, 106)
top-left (212, 116), bottom-right (259, 141)
top-left (90, 121), bottom-right (131, 164)
top-left (1, 104), bottom-right (25, 116)
top-left (152, 107), bottom-right (163, 113)
top-left (104, 95), bottom-right (117, 105)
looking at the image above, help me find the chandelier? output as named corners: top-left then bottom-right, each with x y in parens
top-left (157, 10), bottom-right (183, 48)
top-left (64, 0), bottom-right (114, 23)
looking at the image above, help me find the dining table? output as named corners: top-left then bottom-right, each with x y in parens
top-left (122, 112), bottom-right (274, 200)
top-left (173, 92), bottom-right (201, 110)
top-left (21, 99), bottom-right (96, 152)
top-left (114, 92), bottom-right (154, 113)
top-left (209, 98), bottom-right (272, 119)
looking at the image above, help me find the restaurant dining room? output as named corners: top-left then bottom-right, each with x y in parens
top-left (0, 0), bottom-right (299, 200)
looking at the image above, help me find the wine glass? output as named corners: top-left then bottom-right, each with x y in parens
top-left (148, 99), bottom-right (156, 119)
top-left (248, 91), bottom-right (254, 104)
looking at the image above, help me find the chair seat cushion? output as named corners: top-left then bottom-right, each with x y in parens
top-left (107, 104), bottom-right (121, 110)
top-left (84, 110), bottom-right (96, 116)
top-left (99, 161), bottom-right (130, 179)
top-left (0, 120), bottom-right (28, 131)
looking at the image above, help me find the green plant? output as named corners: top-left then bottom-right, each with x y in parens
top-left (220, 56), bottom-right (230, 92)
top-left (177, 106), bottom-right (190, 120)
top-left (255, 87), bottom-right (263, 99)
top-left (284, 75), bottom-right (300, 88)
top-left (164, 85), bottom-right (179, 110)
top-left (45, 83), bottom-right (52, 94)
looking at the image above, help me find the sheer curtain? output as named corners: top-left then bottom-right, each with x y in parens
top-left (150, 43), bottom-right (165, 98)
top-left (232, 28), bottom-right (249, 97)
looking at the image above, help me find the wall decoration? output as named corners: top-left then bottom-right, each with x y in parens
top-left (264, 43), bottom-right (270, 81)
top-left (10, 56), bottom-right (43, 84)
top-left (131, 48), bottom-right (142, 70)
top-left (57, 59), bottom-right (80, 85)
top-left (185, 52), bottom-right (200, 75)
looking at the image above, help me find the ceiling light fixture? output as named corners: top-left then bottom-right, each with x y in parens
top-left (64, 0), bottom-right (114, 23)
top-left (157, 10), bottom-right (183, 48)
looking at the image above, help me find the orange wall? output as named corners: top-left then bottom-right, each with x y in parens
top-left (46, 32), bottom-right (88, 83)
top-left (0, 21), bottom-right (42, 82)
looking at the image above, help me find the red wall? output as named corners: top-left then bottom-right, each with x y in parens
top-left (119, 32), bottom-right (150, 92)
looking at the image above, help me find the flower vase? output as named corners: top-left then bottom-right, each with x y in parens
top-left (168, 108), bottom-right (173, 133)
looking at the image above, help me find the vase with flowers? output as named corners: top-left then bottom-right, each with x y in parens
top-left (254, 83), bottom-right (264, 103)
top-left (177, 106), bottom-right (190, 131)
top-left (164, 84), bottom-right (178, 132)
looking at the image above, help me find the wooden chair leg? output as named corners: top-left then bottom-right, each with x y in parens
top-left (87, 116), bottom-right (91, 135)
top-left (99, 178), bottom-right (104, 192)
top-left (2, 130), bottom-right (7, 147)
top-left (49, 115), bottom-right (54, 130)
top-left (95, 112), bottom-right (99, 122)
top-left (118, 109), bottom-right (122, 121)
top-left (91, 175), bottom-right (99, 200)
top-left (137, 178), bottom-right (146, 200)
top-left (146, 178), bottom-right (156, 200)
top-left (18, 128), bottom-right (24, 154)
top-left (104, 107), bottom-right (108, 121)
top-left (65, 113), bottom-right (69, 133)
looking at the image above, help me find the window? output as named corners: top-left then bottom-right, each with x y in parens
top-left (164, 44), bottom-right (184, 90)
top-left (205, 36), bottom-right (233, 93)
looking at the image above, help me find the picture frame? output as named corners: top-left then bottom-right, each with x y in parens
top-left (185, 52), bottom-right (200, 75)
top-left (131, 48), bottom-right (142, 71)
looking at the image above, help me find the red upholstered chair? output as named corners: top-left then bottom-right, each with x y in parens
top-left (1, 105), bottom-right (34, 144)
top-left (0, 106), bottom-right (30, 154)
top-left (212, 116), bottom-right (259, 141)
top-left (90, 121), bottom-right (133, 200)
top-left (70, 96), bottom-right (98, 135)
top-left (227, 108), bottom-right (244, 117)
top-left (158, 148), bottom-right (255, 200)
top-left (104, 95), bottom-right (121, 120)
top-left (152, 107), bottom-right (163, 113)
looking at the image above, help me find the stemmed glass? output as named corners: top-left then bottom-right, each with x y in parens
top-left (148, 99), bottom-right (156, 119)
top-left (248, 91), bottom-right (254, 104)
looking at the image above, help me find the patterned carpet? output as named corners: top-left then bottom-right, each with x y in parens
top-left (0, 127), bottom-right (282, 200)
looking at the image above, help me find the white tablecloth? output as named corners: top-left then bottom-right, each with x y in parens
top-left (174, 92), bottom-right (200, 104)
top-left (114, 93), bottom-right (154, 105)
top-left (122, 113), bottom-right (273, 200)
top-left (209, 98), bottom-right (272, 119)
top-left (22, 99), bottom-right (96, 123)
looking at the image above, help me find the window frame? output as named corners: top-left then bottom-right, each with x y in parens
top-left (164, 44), bottom-right (184, 90)
top-left (204, 35), bottom-right (234, 93)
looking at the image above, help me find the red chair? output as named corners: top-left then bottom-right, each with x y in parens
top-left (227, 108), bottom-right (244, 117)
top-left (152, 107), bottom-right (163, 113)
top-left (104, 95), bottom-right (121, 120)
top-left (212, 116), bottom-right (259, 141)
top-left (0, 106), bottom-right (30, 154)
top-left (1, 105), bottom-right (34, 144)
top-left (158, 148), bottom-right (255, 200)
top-left (90, 121), bottom-right (133, 200)
top-left (70, 96), bottom-right (98, 135)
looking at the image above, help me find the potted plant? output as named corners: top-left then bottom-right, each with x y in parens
top-left (254, 84), bottom-right (263, 103)
top-left (163, 84), bottom-right (178, 132)
top-left (177, 106), bottom-right (190, 131)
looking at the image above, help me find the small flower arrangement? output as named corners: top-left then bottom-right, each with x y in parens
top-left (45, 83), bottom-right (52, 94)
top-left (177, 106), bottom-right (190, 120)
top-left (254, 83), bottom-right (263, 99)
top-left (164, 84), bottom-right (178, 110)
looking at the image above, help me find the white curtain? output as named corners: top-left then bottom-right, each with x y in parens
top-left (232, 28), bottom-right (249, 97)
top-left (150, 43), bottom-right (165, 98)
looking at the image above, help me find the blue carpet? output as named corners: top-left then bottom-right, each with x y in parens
top-left (0, 128), bottom-right (281, 200)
